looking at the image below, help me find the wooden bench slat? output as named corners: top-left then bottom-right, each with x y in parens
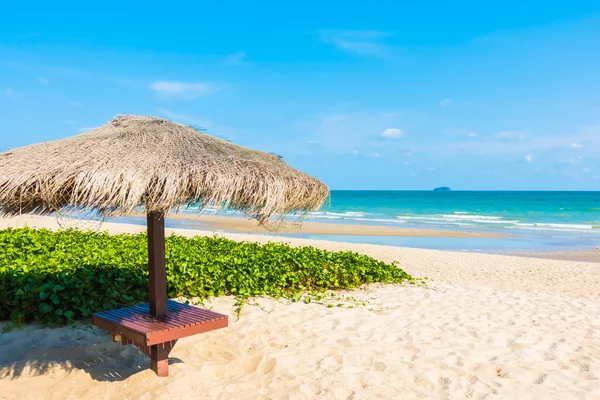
top-left (126, 305), bottom-right (217, 332)
top-left (146, 316), bottom-right (229, 345)
top-left (100, 308), bottom-right (166, 334)
top-left (130, 302), bottom-right (219, 325)
top-left (155, 306), bottom-right (224, 324)
top-left (94, 302), bottom-right (226, 329)
top-left (92, 300), bottom-right (228, 346)
top-left (131, 303), bottom-right (226, 330)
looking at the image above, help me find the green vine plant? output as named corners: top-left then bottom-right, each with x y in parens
top-left (0, 228), bottom-right (418, 328)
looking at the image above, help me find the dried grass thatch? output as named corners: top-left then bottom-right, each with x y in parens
top-left (0, 115), bottom-right (329, 220)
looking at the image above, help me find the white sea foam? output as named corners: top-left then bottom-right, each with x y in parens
top-left (354, 217), bottom-right (407, 224)
top-left (307, 215), bottom-right (341, 220)
top-left (514, 222), bottom-right (597, 232)
top-left (517, 222), bottom-right (594, 229)
top-left (307, 211), bottom-right (366, 218)
top-left (390, 214), bottom-right (600, 233)
top-left (397, 215), bottom-right (518, 224)
top-left (329, 211), bottom-right (366, 217)
top-left (440, 214), bottom-right (502, 221)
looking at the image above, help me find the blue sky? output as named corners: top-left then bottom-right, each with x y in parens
top-left (1, 1), bottom-right (599, 190)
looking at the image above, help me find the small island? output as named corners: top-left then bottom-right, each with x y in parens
top-left (433, 186), bottom-right (452, 192)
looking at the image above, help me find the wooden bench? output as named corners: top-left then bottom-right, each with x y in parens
top-left (92, 300), bottom-right (228, 376)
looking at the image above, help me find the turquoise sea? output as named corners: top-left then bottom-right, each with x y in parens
top-left (312, 191), bottom-right (600, 234)
top-left (183, 191), bottom-right (600, 253)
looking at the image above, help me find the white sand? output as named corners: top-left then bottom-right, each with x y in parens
top-left (1, 215), bottom-right (599, 399)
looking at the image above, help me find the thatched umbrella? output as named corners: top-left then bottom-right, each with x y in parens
top-left (0, 115), bottom-right (329, 319)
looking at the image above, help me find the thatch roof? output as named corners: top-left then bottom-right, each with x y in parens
top-left (0, 115), bottom-right (329, 220)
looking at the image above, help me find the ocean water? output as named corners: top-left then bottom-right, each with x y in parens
top-left (187, 191), bottom-right (600, 252)
top-left (310, 191), bottom-right (600, 234)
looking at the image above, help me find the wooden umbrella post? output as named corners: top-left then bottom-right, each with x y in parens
top-left (147, 211), bottom-right (167, 318)
top-left (147, 211), bottom-right (169, 376)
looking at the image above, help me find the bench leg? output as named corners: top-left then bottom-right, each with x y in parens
top-left (150, 344), bottom-right (170, 377)
top-left (115, 336), bottom-right (177, 377)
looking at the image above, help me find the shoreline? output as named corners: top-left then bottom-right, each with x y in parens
top-left (128, 212), bottom-right (511, 238)
top-left (131, 213), bottom-right (600, 263)
top-left (510, 249), bottom-right (600, 263)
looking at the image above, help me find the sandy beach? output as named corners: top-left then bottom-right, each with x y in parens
top-left (1, 215), bottom-right (600, 399)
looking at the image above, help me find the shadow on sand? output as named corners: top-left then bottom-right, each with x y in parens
top-left (0, 321), bottom-right (183, 382)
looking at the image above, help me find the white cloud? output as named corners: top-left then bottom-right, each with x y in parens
top-left (404, 152), bottom-right (412, 156)
top-left (307, 140), bottom-right (319, 145)
top-left (570, 142), bottom-right (583, 149)
top-left (37, 77), bottom-right (50, 85)
top-left (439, 98), bottom-right (453, 107)
top-left (224, 52), bottom-right (248, 66)
top-left (564, 171), bottom-right (580, 179)
top-left (352, 149), bottom-right (359, 155)
top-left (381, 128), bottom-right (405, 139)
top-left (69, 101), bottom-right (84, 107)
top-left (289, 111), bottom-right (408, 154)
top-left (494, 131), bottom-right (527, 140)
top-left (404, 161), bottom-right (410, 165)
top-left (4, 88), bottom-right (18, 99)
top-left (369, 152), bottom-right (380, 158)
top-left (421, 124), bottom-right (599, 159)
top-left (319, 30), bottom-right (394, 58)
top-left (149, 81), bottom-right (222, 98)
top-left (583, 168), bottom-right (591, 173)
top-left (525, 154), bottom-right (533, 162)
top-left (468, 132), bottom-right (478, 137)
top-left (427, 167), bottom-right (436, 171)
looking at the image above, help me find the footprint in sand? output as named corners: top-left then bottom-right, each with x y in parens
top-left (336, 338), bottom-right (352, 348)
top-left (373, 362), bottom-right (386, 371)
top-left (535, 373), bottom-right (546, 384)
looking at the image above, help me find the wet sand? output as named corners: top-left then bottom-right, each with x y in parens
top-left (511, 249), bottom-right (600, 263)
